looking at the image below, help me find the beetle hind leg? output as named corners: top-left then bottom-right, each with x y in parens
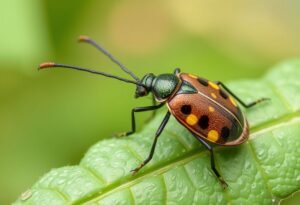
top-left (240, 97), bottom-right (270, 108)
top-left (193, 134), bottom-right (228, 188)
top-left (215, 81), bottom-right (270, 108)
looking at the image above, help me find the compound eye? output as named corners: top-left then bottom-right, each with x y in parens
top-left (135, 86), bottom-right (148, 98)
top-left (139, 87), bottom-right (147, 95)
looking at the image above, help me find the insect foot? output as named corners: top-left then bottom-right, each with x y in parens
top-left (219, 176), bottom-right (228, 189)
top-left (130, 162), bottom-right (145, 175)
top-left (114, 132), bottom-right (128, 138)
top-left (257, 97), bottom-right (271, 103)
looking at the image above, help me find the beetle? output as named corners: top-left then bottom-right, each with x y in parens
top-left (39, 36), bottom-right (269, 188)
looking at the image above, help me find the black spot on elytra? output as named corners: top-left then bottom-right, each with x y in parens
top-left (198, 115), bottom-right (209, 129)
top-left (219, 89), bottom-right (228, 99)
top-left (221, 127), bottom-right (230, 138)
top-left (197, 78), bottom-right (208, 86)
top-left (181, 105), bottom-right (192, 115)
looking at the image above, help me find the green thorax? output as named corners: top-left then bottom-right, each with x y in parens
top-left (151, 74), bottom-right (180, 101)
top-left (136, 73), bottom-right (180, 101)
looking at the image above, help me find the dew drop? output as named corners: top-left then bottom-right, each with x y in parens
top-left (21, 189), bottom-right (32, 201)
top-left (57, 179), bottom-right (65, 185)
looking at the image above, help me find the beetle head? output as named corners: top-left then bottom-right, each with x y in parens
top-left (135, 73), bottom-right (156, 98)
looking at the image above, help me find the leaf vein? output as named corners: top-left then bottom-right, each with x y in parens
top-left (81, 165), bottom-right (107, 185)
top-left (161, 174), bottom-right (168, 205)
top-left (164, 129), bottom-right (191, 150)
top-left (266, 81), bottom-right (293, 111)
top-left (182, 165), bottom-right (197, 190)
top-left (78, 115), bottom-right (300, 204)
top-left (247, 141), bottom-right (274, 199)
top-left (35, 187), bottom-right (70, 203)
top-left (124, 142), bottom-right (144, 161)
top-left (128, 187), bottom-right (136, 205)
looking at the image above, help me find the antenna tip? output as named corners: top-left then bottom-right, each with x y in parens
top-left (78, 35), bottom-right (91, 42)
top-left (38, 62), bottom-right (56, 70)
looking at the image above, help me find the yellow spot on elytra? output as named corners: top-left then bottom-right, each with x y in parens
top-left (188, 74), bottom-right (198, 79)
top-left (209, 106), bottom-right (215, 112)
top-left (186, 114), bottom-right (198, 125)
top-left (229, 96), bottom-right (237, 107)
top-left (211, 93), bottom-right (217, 99)
top-left (208, 130), bottom-right (219, 142)
top-left (208, 81), bottom-right (219, 90)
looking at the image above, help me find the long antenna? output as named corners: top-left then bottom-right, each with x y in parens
top-left (78, 35), bottom-right (140, 82)
top-left (38, 62), bottom-right (145, 87)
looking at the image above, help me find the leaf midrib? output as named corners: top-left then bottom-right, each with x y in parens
top-left (75, 111), bottom-right (300, 205)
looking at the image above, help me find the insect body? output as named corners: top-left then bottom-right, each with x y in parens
top-left (167, 73), bottom-right (248, 146)
top-left (39, 36), bottom-right (269, 188)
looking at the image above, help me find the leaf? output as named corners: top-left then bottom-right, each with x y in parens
top-left (13, 60), bottom-right (300, 205)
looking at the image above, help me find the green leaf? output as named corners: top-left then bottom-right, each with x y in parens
top-left (13, 60), bottom-right (300, 205)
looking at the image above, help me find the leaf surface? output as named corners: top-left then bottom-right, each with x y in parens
top-left (13, 60), bottom-right (300, 205)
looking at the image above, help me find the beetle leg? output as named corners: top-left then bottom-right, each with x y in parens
top-left (131, 111), bottom-right (171, 174)
top-left (145, 94), bottom-right (158, 123)
top-left (215, 81), bottom-right (270, 108)
top-left (193, 135), bottom-right (228, 188)
top-left (173, 68), bottom-right (181, 75)
top-left (117, 103), bottom-right (165, 137)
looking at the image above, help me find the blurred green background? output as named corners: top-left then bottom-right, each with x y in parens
top-left (1, 0), bottom-right (300, 204)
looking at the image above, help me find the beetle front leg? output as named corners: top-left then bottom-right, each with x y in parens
top-left (117, 103), bottom-right (164, 137)
top-left (145, 94), bottom-right (158, 123)
top-left (131, 111), bottom-right (171, 174)
top-left (215, 81), bottom-right (270, 108)
top-left (193, 135), bottom-right (228, 188)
